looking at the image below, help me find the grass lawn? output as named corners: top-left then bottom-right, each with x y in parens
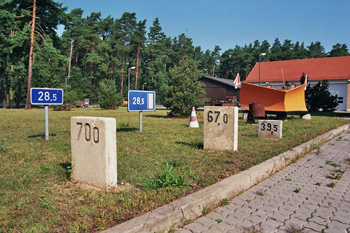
top-left (0, 107), bottom-right (349, 232)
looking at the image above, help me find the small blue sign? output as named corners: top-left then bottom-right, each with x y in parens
top-left (30, 88), bottom-right (64, 105)
top-left (128, 90), bottom-right (156, 112)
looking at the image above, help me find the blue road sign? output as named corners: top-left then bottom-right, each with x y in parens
top-left (128, 90), bottom-right (156, 112)
top-left (30, 88), bottom-right (64, 105)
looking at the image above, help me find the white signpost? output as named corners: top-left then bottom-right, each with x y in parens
top-left (71, 117), bottom-right (117, 190)
top-left (204, 106), bottom-right (239, 151)
top-left (258, 120), bottom-right (283, 139)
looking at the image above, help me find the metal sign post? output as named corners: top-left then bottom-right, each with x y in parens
top-left (30, 88), bottom-right (64, 141)
top-left (139, 111), bottom-right (143, 132)
top-left (128, 90), bottom-right (156, 132)
top-left (44, 105), bottom-right (49, 140)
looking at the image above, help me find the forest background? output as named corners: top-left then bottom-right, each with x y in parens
top-left (1, 0), bottom-right (349, 110)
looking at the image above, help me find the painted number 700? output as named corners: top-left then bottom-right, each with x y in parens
top-left (76, 122), bottom-right (99, 143)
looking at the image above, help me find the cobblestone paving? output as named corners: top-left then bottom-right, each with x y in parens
top-left (176, 130), bottom-right (350, 233)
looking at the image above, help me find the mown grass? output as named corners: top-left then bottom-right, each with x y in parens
top-left (0, 108), bottom-right (348, 232)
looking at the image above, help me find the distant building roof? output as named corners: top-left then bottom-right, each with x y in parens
top-left (246, 56), bottom-right (350, 83)
top-left (199, 76), bottom-right (235, 87)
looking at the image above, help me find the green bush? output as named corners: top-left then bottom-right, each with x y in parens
top-left (53, 88), bottom-right (82, 111)
top-left (305, 80), bottom-right (338, 112)
top-left (161, 58), bottom-right (207, 117)
top-left (98, 79), bottom-right (122, 109)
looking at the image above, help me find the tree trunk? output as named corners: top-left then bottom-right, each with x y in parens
top-left (67, 39), bottom-right (73, 81)
top-left (25, 0), bottom-right (36, 110)
top-left (135, 44), bottom-right (140, 89)
top-left (16, 76), bottom-right (22, 108)
top-left (75, 41), bottom-right (79, 67)
top-left (113, 64), bottom-right (116, 79)
top-left (120, 52), bottom-right (125, 96)
top-left (0, 65), bottom-right (5, 108)
top-left (5, 65), bottom-right (10, 108)
top-left (90, 44), bottom-right (94, 84)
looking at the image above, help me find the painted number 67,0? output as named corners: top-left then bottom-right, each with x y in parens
top-left (207, 110), bottom-right (228, 124)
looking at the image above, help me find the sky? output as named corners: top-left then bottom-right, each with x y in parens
top-left (56, 0), bottom-right (350, 54)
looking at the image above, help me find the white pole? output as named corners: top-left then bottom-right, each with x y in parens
top-left (44, 105), bottom-right (49, 141)
top-left (128, 66), bottom-right (136, 92)
top-left (233, 106), bottom-right (238, 151)
top-left (139, 111), bottom-right (142, 133)
top-left (128, 68), bottom-right (131, 91)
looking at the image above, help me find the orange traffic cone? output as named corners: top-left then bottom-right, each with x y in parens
top-left (189, 107), bottom-right (199, 128)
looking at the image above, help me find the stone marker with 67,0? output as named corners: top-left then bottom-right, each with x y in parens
top-left (204, 106), bottom-right (239, 151)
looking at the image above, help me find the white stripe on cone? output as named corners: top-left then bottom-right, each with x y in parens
top-left (189, 107), bottom-right (199, 128)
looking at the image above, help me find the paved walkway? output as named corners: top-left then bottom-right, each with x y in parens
top-left (176, 130), bottom-right (350, 233)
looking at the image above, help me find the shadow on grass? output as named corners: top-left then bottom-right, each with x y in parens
top-left (60, 162), bottom-right (72, 180)
top-left (310, 111), bottom-right (350, 118)
top-left (117, 127), bottom-right (138, 132)
top-left (28, 133), bottom-right (57, 138)
top-left (145, 115), bottom-right (170, 119)
top-left (176, 141), bottom-right (203, 149)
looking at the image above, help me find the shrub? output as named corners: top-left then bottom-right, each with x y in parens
top-left (305, 80), bottom-right (338, 112)
top-left (161, 58), bottom-right (207, 117)
top-left (53, 87), bottom-right (82, 111)
top-left (98, 79), bottom-right (122, 109)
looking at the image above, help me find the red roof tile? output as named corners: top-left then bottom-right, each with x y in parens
top-left (246, 56), bottom-right (350, 83)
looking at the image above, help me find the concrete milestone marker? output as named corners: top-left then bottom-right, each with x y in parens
top-left (71, 117), bottom-right (117, 190)
top-left (204, 106), bottom-right (238, 151)
top-left (258, 120), bottom-right (283, 139)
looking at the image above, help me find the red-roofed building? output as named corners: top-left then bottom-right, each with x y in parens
top-left (246, 56), bottom-right (350, 111)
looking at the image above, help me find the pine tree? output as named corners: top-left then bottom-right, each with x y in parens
top-left (131, 19), bottom-right (147, 89)
top-left (329, 43), bottom-right (349, 57)
top-left (161, 58), bottom-right (206, 117)
top-left (308, 41), bottom-right (326, 58)
top-left (116, 12), bottom-right (137, 97)
top-left (293, 42), bottom-right (309, 59)
top-left (98, 79), bottom-right (122, 109)
top-left (270, 38), bottom-right (283, 61)
top-left (306, 80), bottom-right (338, 112)
top-left (281, 39), bottom-right (293, 60)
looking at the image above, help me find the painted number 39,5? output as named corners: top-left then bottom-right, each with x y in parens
top-left (207, 111), bottom-right (228, 124)
top-left (260, 123), bottom-right (278, 132)
top-left (76, 122), bottom-right (99, 143)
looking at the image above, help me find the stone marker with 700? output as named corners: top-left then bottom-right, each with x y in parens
top-left (204, 106), bottom-right (238, 151)
top-left (71, 117), bottom-right (117, 190)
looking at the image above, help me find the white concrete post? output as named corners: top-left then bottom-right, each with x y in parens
top-left (71, 117), bottom-right (117, 190)
top-left (204, 106), bottom-right (238, 151)
top-left (258, 120), bottom-right (283, 139)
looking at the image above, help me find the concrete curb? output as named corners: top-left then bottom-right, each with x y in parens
top-left (103, 123), bottom-right (350, 233)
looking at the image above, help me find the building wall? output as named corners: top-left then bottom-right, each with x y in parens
top-left (327, 80), bottom-right (348, 111)
top-left (200, 79), bottom-right (239, 105)
top-left (347, 80), bottom-right (350, 111)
